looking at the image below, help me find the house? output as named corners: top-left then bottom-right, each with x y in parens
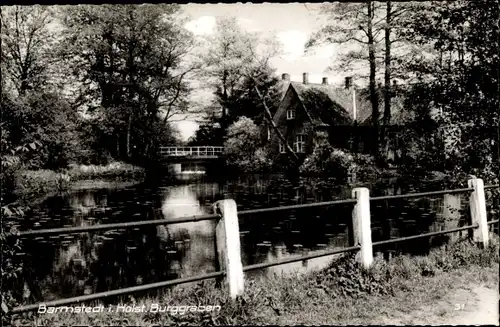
top-left (266, 72), bottom-right (411, 164)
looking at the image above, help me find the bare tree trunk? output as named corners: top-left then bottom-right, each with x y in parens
top-left (383, 1), bottom-right (392, 128)
top-left (382, 0), bottom-right (392, 161)
top-left (367, 1), bottom-right (380, 157)
top-left (126, 113), bottom-right (132, 159)
top-left (222, 69), bottom-right (228, 127)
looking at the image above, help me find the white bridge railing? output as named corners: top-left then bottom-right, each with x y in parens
top-left (159, 146), bottom-right (224, 157)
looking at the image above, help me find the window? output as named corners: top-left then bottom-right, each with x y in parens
top-left (279, 142), bottom-right (286, 153)
top-left (295, 135), bottom-right (306, 153)
top-left (286, 110), bottom-right (295, 120)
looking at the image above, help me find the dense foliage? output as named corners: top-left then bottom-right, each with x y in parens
top-left (299, 132), bottom-right (378, 182)
top-left (224, 117), bottom-right (272, 172)
top-left (307, 1), bottom-right (498, 181)
top-left (398, 0), bottom-right (499, 184)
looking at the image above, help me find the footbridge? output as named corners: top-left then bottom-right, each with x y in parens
top-left (159, 146), bottom-right (224, 175)
top-left (159, 146), bottom-right (224, 161)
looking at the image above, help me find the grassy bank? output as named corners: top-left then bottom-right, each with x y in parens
top-left (12, 233), bottom-right (499, 326)
top-left (12, 162), bottom-right (145, 201)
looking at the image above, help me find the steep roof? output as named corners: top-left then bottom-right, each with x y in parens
top-left (276, 79), bottom-right (291, 102)
top-left (289, 82), bottom-right (371, 126)
top-left (286, 81), bottom-right (407, 127)
top-left (357, 90), bottom-right (410, 126)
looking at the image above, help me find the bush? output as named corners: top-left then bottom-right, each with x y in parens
top-left (429, 235), bottom-right (500, 271)
top-left (352, 153), bottom-right (380, 181)
top-left (316, 253), bottom-right (391, 298)
top-left (224, 117), bottom-right (273, 172)
top-left (65, 162), bottom-right (145, 180)
top-left (299, 132), bottom-right (380, 182)
top-left (300, 144), bottom-right (356, 183)
top-left (1, 206), bottom-right (28, 326)
top-left (14, 170), bottom-right (71, 198)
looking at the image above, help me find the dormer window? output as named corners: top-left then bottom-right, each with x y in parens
top-left (286, 110), bottom-right (295, 120)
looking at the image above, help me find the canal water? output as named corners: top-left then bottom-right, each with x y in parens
top-left (8, 173), bottom-right (499, 303)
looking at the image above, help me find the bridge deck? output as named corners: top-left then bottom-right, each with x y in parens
top-left (159, 146), bottom-right (224, 159)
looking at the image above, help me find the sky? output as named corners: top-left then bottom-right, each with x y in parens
top-left (175, 3), bottom-right (347, 142)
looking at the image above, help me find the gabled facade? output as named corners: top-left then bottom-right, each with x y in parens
top-left (267, 72), bottom-right (409, 164)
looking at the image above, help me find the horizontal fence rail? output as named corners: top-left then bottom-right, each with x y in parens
top-left (7, 180), bottom-right (500, 314)
top-left (10, 185), bottom-right (498, 237)
top-left (15, 214), bottom-right (219, 238)
top-left (370, 187), bottom-right (474, 201)
top-left (243, 245), bottom-right (361, 272)
top-left (238, 198), bottom-right (357, 216)
top-left (484, 184), bottom-right (500, 190)
top-left (372, 224), bottom-right (479, 247)
top-left (159, 146), bottom-right (224, 157)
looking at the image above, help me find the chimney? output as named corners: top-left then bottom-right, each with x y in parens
top-left (303, 72), bottom-right (309, 85)
top-left (345, 76), bottom-right (352, 89)
top-left (322, 77), bottom-right (328, 85)
top-left (282, 73), bottom-right (290, 81)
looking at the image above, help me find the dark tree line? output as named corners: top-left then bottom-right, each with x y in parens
top-left (1, 5), bottom-right (192, 176)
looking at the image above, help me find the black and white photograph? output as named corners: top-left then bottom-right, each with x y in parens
top-left (1, 1), bottom-right (499, 326)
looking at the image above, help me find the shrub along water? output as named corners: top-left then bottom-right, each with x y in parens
top-left (299, 133), bottom-right (381, 183)
top-left (11, 162), bottom-right (145, 203)
top-left (13, 233), bottom-right (499, 326)
top-left (65, 162), bottom-right (145, 181)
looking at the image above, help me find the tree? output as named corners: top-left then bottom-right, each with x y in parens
top-left (187, 121), bottom-right (225, 146)
top-left (306, 2), bottom-right (385, 156)
top-left (307, 2), bottom-right (426, 159)
top-left (0, 5), bottom-right (59, 96)
top-left (1, 92), bottom-right (83, 169)
top-left (224, 116), bottom-right (271, 172)
top-left (214, 66), bottom-right (283, 127)
top-left (58, 5), bottom-right (194, 160)
top-left (399, 0), bottom-right (499, 181)
top-left (383, 1), bottom-right (392, 129)
top-left (199, 17), bottom-right (282, 128)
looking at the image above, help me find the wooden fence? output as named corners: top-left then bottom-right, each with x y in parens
top-left (7, 178), bottom-right (499, 313)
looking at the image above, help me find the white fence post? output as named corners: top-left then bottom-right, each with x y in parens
top-left (468, 178), bottom-right (489, 248)
top-left (213, 199), bottom-right (244, 299)
top-left (443, 193), bottom-right (462, 242)
top-left (352, 187), bottom-right (373, 269)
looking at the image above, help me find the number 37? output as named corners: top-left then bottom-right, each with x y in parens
top-left (454, 304), bottom-right (465, 310)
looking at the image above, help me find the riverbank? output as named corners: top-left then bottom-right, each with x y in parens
top-left (11, 162), bottom-right (145, 203)
top-left (16, 233), bottom-right (499, 326)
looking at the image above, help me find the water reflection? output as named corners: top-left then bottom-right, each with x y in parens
top-left (12, 174), bottom-right (498, 304)
top-left (158, 185), bottom-right (217, 278)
